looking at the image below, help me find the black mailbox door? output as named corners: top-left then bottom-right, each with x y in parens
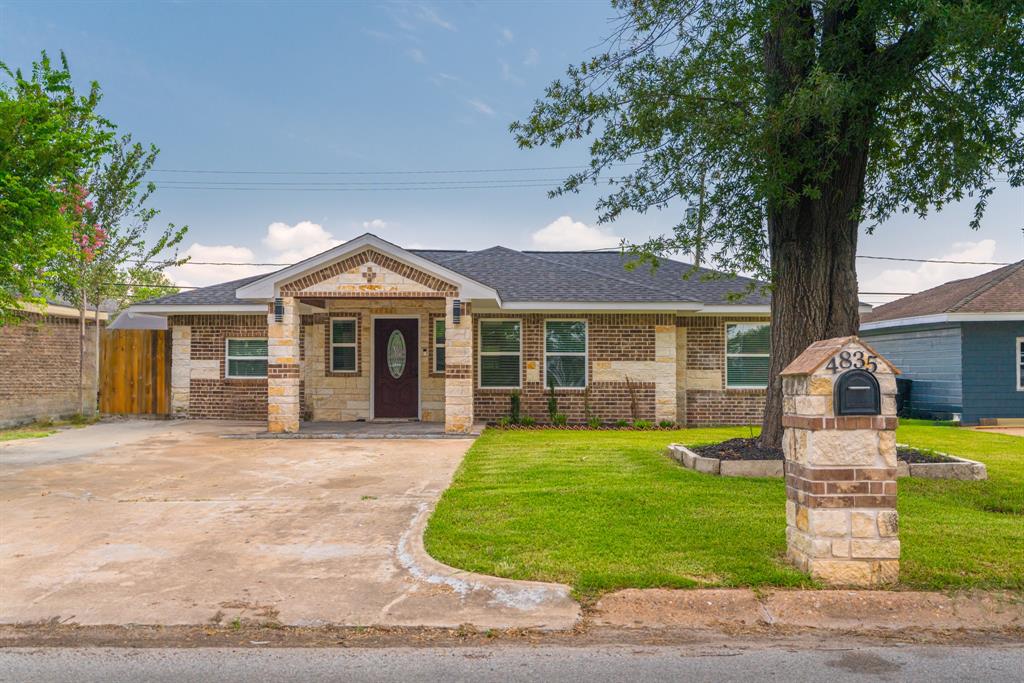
top-left (835, 369), bottom-right (881, 416)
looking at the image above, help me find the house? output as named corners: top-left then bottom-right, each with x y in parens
top-left (859, 259), bottom-right (1024, 424)
top-left (123, 233), bottom-right (775, 433)
top-left (0, 299), bottom-right (109, 427)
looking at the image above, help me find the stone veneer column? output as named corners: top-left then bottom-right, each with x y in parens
top-left (444, 297), bottom-right (473, 434)
top-left (782, 336), bottom-right (900, 587)
top-left (654, 323), bottom-right (677, 423)
top-left (170, 325), bottom-right (191, 416)
top-left (267, 297), bottom-right (300, 433)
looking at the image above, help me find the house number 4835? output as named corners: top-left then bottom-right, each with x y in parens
top-left (825, 350), bottom-right (878, 373)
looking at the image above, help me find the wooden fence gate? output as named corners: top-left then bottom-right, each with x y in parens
top-left (99, 329), bottom-right (171, 415)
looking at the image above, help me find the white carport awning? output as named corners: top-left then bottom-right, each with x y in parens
top-left (107, 311), bottom-right (168, 330)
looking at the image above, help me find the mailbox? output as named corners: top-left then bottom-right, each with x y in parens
top-left (834, 369), bottom-right (881, 416)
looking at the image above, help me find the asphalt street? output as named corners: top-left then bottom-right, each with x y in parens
top-left (2, 644), bottom-right (1022, 682)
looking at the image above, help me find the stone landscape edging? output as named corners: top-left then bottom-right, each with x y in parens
top-left (665, 443), bottom-right (988, 480)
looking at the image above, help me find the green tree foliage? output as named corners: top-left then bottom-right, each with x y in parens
top-left (513, 1), bottom-right (1024, 444)
top-left (0, 52), bottom-right (113, 322)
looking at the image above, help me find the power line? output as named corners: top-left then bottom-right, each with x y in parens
top-left (149, 163), bottom-right (624, 176)
top-left (153, 177), bottom-right (577, 187)
top-left (857, 255), bottom-right (1009, 265)
top-left (155, 183), bottom-right (563, 192)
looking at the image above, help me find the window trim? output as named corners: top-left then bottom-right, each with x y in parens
top-left (725, 322), bottom-right (771, 390)
top-left (330, 317), bottom-right (359, 373)
top-left (433, 317), bottom-right (446, 374)
top-left (477, 318), bottom-right (522, 390)
top-left (224, 337), bottom-right (268, 379)
top-left (543, 318), bottom-right (589, 389)
top-left (1017, 336), bottom-right (1023, 392)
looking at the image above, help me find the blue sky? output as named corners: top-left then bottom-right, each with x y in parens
top-left (3, 1), bottom-right (1021, 304)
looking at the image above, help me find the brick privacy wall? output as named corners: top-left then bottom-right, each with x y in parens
top-left (168, 315), bottom-right (268, 420)
top-left (472, 313), bottom-right (669, 423)
top-left (0, 312), bottom-right (100, 426)
top-left (678, 315), bottom-right (769, 426)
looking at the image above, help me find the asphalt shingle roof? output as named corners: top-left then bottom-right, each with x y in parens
top-left (138, 246), bottom-right (769, 307)
top-left (861, 260), bottom-right (1024, 323)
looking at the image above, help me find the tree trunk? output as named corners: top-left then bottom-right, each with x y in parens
top-left (758, 149), bottom-right (868, 448)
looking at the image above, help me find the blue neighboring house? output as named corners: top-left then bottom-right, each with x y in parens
top-left (859, 260), bottom-right (1024, 424)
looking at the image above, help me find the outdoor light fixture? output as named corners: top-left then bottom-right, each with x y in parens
top-left (274, 297), bottom-right (284, 322)
top-left (452, 299), bottom-right (462, 325)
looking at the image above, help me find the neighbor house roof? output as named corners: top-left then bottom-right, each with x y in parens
top-left (134, 235), bottom-right (770, 310)
top-left (860, 260), bottom-right (1024, 326)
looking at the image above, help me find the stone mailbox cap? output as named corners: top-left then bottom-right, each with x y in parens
top-left (779, 336), bottom-right (900, 377)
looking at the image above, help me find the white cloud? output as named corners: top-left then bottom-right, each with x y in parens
top-left (416, 5), bottom-right (455, 31)
top-left (499, 27), bottom-right (514, 44)
top-left (860, 239), bottom-right (999, 299)
top-left (262, 220), bottom-right (343, 263)
top-left (499, 59), bottom-right (524, 85)
top-left (165, 243), bottom-right (276, 289)
top-left (465, 98), bottom-right (495, 116)
top-left (531, 216), bottom-right (622, 250)
top-left (523, 47), bottom-right (540, 66)
top-left (407, 48), bottom-right (426, 64)
top-left (362, 218), bottom-right (393, 231)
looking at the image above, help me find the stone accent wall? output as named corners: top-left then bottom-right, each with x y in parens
top-left (676, 315), bottom-right (769, 426)
top-left (783, 336), bottom-right (901, 587)
top-left (444, 299), bottom-right (474, 433)
top-left (301, 299), bottom-right (446, 423)
top-left (167, 314), bottom-right (268, 421)
top-left (0, 312), bottom-right (101, 426)
top-left (471, 313), bottom-right (675, 424)
top-left (268, 298), bottom-right (300, 432)
top-left (280, 248), bottom-right (457, 298)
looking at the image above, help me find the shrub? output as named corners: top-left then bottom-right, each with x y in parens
top-left (510, 390), bottom-right (521, 424)
top-left (520, 416), bottom-right (537, 427)
top-left (633, 419), bottom-right (652, 430)
top-left (547, 375), bottom-right (558, 421)
top-left (658, 420), bottom-right (675, 429)
top-left (614, 419), bottom-right (630, 428)
top-left (496, 416), bottom-right (512, 428)
top-left (587, 416), bottom-right (602, 429)
top-left (552, 413), bottom-right (568, 426)
top-left (624, 376), bottom-right (640, 421)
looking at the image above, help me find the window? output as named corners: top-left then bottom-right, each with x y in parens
top-left (479, 319), bottom-right (521, 388)
top-left (330, 318), bottom-right (358, 372)
top-left (545, 320), bottom-right (587, 388)
top-left (726, 323), bottom-right (771, 389)
top-left (1017, 337), bottom-right (1024, 392)
top-left (434, 318), bottom-right (446, 372)
top-left (225, 338), bottom-right (268, 378)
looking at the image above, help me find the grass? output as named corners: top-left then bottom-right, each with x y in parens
top-left (424, 421), bottom-right (1023, 598)
top-left (0, 414), bottom-right (98, 442)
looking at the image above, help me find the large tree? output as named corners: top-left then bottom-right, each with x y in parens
top-left (0, 52), bottom-right (113, 322)
top-left (512, 0), bottom-right (1024, 445)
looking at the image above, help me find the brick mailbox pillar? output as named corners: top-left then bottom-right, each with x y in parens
top-left (780, 336), bottom-right (901, 586)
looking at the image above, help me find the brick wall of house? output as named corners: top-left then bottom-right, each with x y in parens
top-left (0, 311), bottom-right (101, 426)
top-left (168, 314), bottom-right (268, 420)
top-left (676, 315), bottom-right (769, 426)
top-left (472, 313), bottom-right (674, 423)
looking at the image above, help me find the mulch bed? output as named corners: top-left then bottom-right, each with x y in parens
top-left (693, 438), bottom-right (957, 463)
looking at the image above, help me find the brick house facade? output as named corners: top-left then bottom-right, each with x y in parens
top-left (126, 233), bottom-right (775, 431)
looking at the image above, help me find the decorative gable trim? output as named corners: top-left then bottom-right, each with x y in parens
top-left (279, 248), bottom-right (459, 297)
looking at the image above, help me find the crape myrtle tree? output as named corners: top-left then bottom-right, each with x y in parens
top-left (511, 0), bottom-right (1024, 446)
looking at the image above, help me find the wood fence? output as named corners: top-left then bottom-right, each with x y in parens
top-left (99, 329), bottom-right (170, 415)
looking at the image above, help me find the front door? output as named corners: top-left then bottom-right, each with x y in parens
top-left (373, 318), bottom-right (419, 419)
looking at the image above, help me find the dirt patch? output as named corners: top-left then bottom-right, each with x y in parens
top-left (692, 438), bottom-right (783, 461)
top-left (897, 448), bottom-right (956, 464)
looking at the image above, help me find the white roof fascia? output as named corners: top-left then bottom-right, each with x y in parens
top-left (498, 301), bottom-right (700, 312)
top-left (696, 304), bottom-right (772, 315)
top-left (233, 233), bottom-right (500, 302)
top-left (125, 304), bottom-right (267, 315)
top-left (861, 311), bottom-right (1024, 331)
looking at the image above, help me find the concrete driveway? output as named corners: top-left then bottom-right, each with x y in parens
top-left (0, 421), bottom-right (578, 629)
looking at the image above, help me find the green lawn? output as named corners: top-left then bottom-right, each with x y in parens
top-left (424, 421), bottom-right (1023, 598)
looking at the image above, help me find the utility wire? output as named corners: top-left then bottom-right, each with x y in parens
top-left (857, 254), bottom-right (1010, 266)
top-left (148, 163), bottom-right (632, 176)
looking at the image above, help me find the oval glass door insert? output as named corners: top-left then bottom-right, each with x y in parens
top-left (387, 330), bottom-right (407, 378)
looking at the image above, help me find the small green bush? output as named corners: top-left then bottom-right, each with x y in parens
top-left (633, 420), bottom-right (652, 430)
top-left (496, 416), bottom-right (512, 428)
top-left (658, 420), bottom-right (675, 429)
top-left (510, 390), bottom-right (521, 424)
top-left (520, 416), bottom-right (537, 427)
top-left (587, 416), bottom-right (602, 429)
top-left (547, 376), bottom-right (558, 421)
top-left (552, 413), bottom-right (568, 426)
top-left (614, 419), bottom-right (630, 428)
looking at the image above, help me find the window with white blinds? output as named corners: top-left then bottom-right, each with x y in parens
top-left (225, 338), bottom-right (268, 378)
top-left (725, 323), bottom-right (770, 389)
top-left (331, 318), bottom-right (358, 372)
top-left (479, 320), bottom-right (521, 388)
top-left (545, 320), bottom-right (587, 388)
